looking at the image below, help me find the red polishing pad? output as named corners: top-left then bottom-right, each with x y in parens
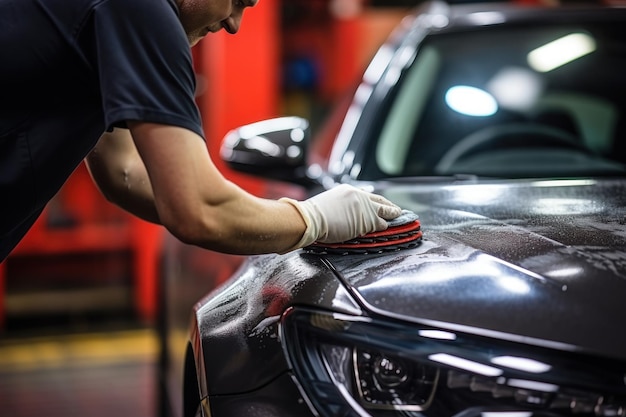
top-left (305, 210), bottom-right (423, 255)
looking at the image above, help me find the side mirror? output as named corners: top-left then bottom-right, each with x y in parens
top-left (220, 116), bottom-right (313, 185)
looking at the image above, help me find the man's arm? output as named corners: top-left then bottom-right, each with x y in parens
top-left (86, 124), bottom-right (306, 254)
top-left (87, 122), bottom-right (401, 255)
top-left (130, 121), bottom-right (312, 254)
top-left (85, 128), bottom-right (161, 224)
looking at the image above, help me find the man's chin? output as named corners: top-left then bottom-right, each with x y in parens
top-left (187, 34), bottom-right (203, 47)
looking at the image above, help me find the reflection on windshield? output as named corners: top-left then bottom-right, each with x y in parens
top-left (370, 22), bottom-right (626, 180)
top-left (487, 67), bottom-right (543, 112)
top-left (527, 33), bottom-right (596, 73)
top-left (445, 86), bottom-right (497, 116)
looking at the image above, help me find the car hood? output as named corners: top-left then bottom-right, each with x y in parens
top-left (326, 178), bottom-right (626, 361)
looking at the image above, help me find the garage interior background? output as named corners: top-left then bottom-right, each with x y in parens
top-left (0, 1), bottom-right (545, 416)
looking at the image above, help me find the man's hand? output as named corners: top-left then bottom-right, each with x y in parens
top-left (280, 184), bottom-right (402, 251)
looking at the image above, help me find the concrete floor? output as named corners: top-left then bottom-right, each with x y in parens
top-left (0, 237), bottom-right (224, 417)
top-left (0, 327), bottom-right (159, 417)
top-left (0, 244), bottom-right (168, 417)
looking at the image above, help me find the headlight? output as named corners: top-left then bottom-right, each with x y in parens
top-left (281, 308), bottom-right (626, 417)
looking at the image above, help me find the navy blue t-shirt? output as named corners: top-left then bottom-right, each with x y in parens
top-left (0, 0), bottom-right (204, 261)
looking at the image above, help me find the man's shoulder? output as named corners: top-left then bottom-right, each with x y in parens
top-left (95, 0), bottom-right (178, 13)
top-left (35, 0), bottom-right (178, 18)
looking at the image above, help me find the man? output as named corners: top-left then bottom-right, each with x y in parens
top-left (0, 0), bottom-right (401, 262)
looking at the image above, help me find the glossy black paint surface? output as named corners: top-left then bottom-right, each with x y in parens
top-left (191, 252), bottom-right (361, 397)
top-left (200, 373), bottom-right (314, 417)
top-left (191, 178), bottom-right (626, 402)
top-left (339, 179), bottom-right (626, 361)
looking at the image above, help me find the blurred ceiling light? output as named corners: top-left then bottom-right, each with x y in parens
top-left (290, 128), bottom-right (304, 142)
top-left (419, 330), bottom-right (457, 340)
top-left (532, 198), bottom-right (600, 216)
top-left (238, 117), bottom-right (304, 139)
top-left (508, 378), bottom-right (559, 393)
top-left (245, 136), bottom-right (281, 157)
top-left (544, 266), bottom-right (584, 279)
top-left (527, 33), bottom-right (596, 73)
top-left (364, 46), bottom-right (394, 84)
top-left (445, 85), bottom-right (498, 116)
top-left (467, 11), bottom-right (506, 26)
top-left (497, 276), bottom-right (530, 295)
top-left (445, 183), bottom-right (507, 205)
top-left (491, 356), bottom-right (552, 373)
top-left (487, 67), bottom-right (543, 111)
top-left (531, 179), bottom-right (596, 188)
top-left (420, 12), bottom-right (450, 29)
top-left (429, 353), bottom-right (503, 377)
top-left (286, 145), bottom-right (302, 159)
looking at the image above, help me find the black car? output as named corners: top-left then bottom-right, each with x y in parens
top-left (176, 2), bottom-right (626, 416)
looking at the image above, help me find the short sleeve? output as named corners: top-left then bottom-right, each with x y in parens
top-left (90, 0), bottom-right (204, 138)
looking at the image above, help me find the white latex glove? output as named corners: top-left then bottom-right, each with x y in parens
top-left (280, 184), bottom-right (402, 251)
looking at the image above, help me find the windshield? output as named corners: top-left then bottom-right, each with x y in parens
top-left (366, 21), bottom-right (626, 180)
